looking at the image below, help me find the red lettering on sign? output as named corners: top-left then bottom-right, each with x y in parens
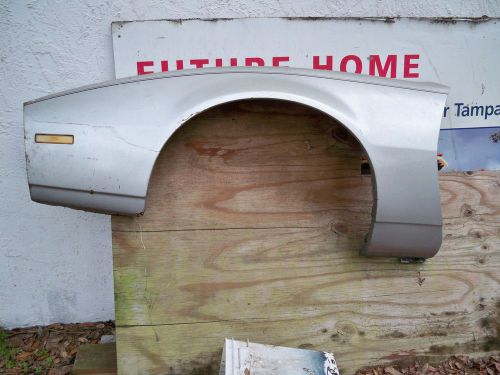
top-left (161, 60), bottom-right (169, 72)
top-left (137, 61), bottom-right (154, 75)
top-left (190, 59), bottom-right (210, 68)
top-left (245, 57), bottom-right (265, 66)
top-left (313, 56), bottom-right (333, 70)
top-left (369, 54), bottom-right (397, 78)
top-left (404, 54), bottom-right (419, 78)
top-left (215, 58), bottom-right (239, 67)
top-left (340, 55), bottom-right (362, 74)
top-left (135, 53), bottom-right (420, 78)
top-left (272, 56), bottom-right (290, 67)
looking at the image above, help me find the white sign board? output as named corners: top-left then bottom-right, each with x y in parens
top-left (112, 18), bottom-right (500, 171)
top-left (220, 339), bottom-right (339, 375)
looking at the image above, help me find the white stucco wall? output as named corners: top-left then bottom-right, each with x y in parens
top-left (1, 0), bottom-right (499, 329)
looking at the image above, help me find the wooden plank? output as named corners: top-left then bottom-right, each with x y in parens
top-left (112, 100), bottom-right (500, 375)
top-left (112, 100), bottom-right (369, 233)
top-left (72, 343), bottom-right (117, 375)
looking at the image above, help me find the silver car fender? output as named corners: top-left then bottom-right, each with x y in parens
top-left (24, 67), bottom-right (448, 258)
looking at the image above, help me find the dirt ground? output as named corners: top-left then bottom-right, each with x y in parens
top-left (0, 321), bottom-right (114, 374)
top-left (0, 321), bottom-right (499, 374)
top-left (356, 355), bottom-right (500, 375)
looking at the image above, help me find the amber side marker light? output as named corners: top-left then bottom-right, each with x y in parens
top-left (35, 134), bottom-right (74, 144)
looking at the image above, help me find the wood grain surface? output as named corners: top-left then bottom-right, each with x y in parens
top-left (73, 343), bottom-right (117, 375)
top-left (112, 100), bottom-right (500, 375)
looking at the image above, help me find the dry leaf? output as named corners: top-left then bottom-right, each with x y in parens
top-left (386, 366), bottom-right (403, 375)
top-left (15, 351), bottom-right (33, 361)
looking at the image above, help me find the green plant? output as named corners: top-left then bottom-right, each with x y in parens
top-left (1, 328), bottom-right (24, 371)
top-left (36, 348), bottom-right (49, 357)
top-left (0, 328), bottom-right (18, 365)
top-left (6, 357), bottom-right (17, 369)
top-left (22, 361), bottom-right (29, 373)
top-left (0, 328), bottom-right (9, 357)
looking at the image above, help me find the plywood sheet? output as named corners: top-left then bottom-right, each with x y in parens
top-left (112, 100), bottom-right (500, 375)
